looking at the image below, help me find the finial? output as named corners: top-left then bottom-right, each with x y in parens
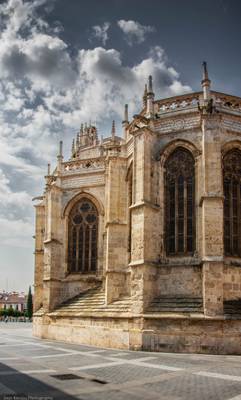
top-left (58, 140), bottom-right (63, 157)
top-left (202, 61), bottom-right (209, 81)
top-left (201, 61), bottom-right (211, 101)
top-left (143, 84), bottom-right (147, 107)
top-left (124, 104), bottom-right (129, 123)
top-left (111, 120), bottom-right (115, 139)
top-left (76, 131), bottom-right (79, 147)
top-left (148, 75), bottom-right (153, 93)
top-left (80, 123), bottom-right (83, 134)
top-left (71, 139), bottom-right (75, 157)
top-left (84, 122), bottom-right (87, 132)
top-left (47, 163), bottom-right (51, 175)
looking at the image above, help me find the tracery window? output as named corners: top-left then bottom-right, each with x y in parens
top-left (165, 147), bottom-right (195, 255)
top-left (127, 166), bottom-right (133, 254)
top-left (223, 149), bottom-right (241, 257)
top-left (68, 198), bottom-right (98, 273)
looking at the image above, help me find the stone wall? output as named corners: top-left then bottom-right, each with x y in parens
top-left (223, 264), bottom-right (241, 300)
top-left (157, 265), bottom-right (202, 297)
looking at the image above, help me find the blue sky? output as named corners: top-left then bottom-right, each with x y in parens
top-left (0, 0), bottom-right (240, 292)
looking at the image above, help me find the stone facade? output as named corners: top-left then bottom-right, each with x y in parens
top-left (33, 64), bottom-right (241, 354)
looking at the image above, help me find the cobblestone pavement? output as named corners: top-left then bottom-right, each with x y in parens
top-left (1, 324), bottom-right (241, 399)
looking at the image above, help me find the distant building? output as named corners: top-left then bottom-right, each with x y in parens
top-left (33, 63), bottom-right (241, 354)
top-left (0, 292), bottom-right (27, 312)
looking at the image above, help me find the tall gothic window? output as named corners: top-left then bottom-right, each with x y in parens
top-left (127, 166), bottom-right (133, 254)
top-left (223, 149), bottom-right (241, 257)
top-left (68, 198), bottom-right (98, 273)
top-left (165, 147), bottom-right (195, 255)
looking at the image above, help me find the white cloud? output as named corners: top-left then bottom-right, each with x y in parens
top-left (0, 0), bottom-right (191, 253)
top-left (0, 217), bottom-right (33, 247)
top-left (91, 22), bottom-right (110, 45)
top-left (117, 19), bottom-right (155, 45)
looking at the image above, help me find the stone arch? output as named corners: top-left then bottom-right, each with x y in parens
top-left (221, 140), bottom-right (241, 161)
top-left (158, 139), bottom-right (201, 167)
top-left (63, 191), bottom-right (104, 218)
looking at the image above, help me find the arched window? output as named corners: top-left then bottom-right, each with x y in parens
top-left (127, 165), bottom-right (133, 254)
top-left (68, 198), bottom-right (98, 273)
top-left (165, 147), bottom-right (195, 255)
top-left (223, 149), bottom-right (241, 257)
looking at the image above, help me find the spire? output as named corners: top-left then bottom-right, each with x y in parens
top-left (71, 138), bottom-right (75, 157)
top-left (201, 61), bottom-right (211, 101)
top-left (58, 140), bottom-right (63, 158)
top-left (202, 61), bottom-right (207, 80)
top-left (80, 123), bottom-right (83, 134)
top-left (123, 104), bottom-right (128, 123)
top-left (143, 84), bottom-right (147, 107)
top-left (148, 75), bottom-right (153, 94)
top-left (111, 120), bottom-right (115, 140)
top-left (47, 163), bottom-right (51, 175)
top-left (122, 104), bottom-right (129, 140)
top-left (146, 75), bottom-right (154, 116)
top-left (57, 140), bottom-right (63, 172)
top-left (76, 131), bottom-right (80, 148)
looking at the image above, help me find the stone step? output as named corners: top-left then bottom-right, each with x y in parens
top-left (148, 308), bottom-right (203, 313)
top-left (59, 305), bottom-right (130, 311)
top-left (54, 286), bottom-right (132, 315)
top-left (150, 298), bottom-right (202, 303)
top-left (224, 299), bottom-right (241, 315)
top-left (149, 302), bottom-right (202, 308)
top-left (147, 296), bottom-right (203, 313)
top-left (54, 307), bottom-right (131, 314)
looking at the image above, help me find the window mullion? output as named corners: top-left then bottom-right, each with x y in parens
top-left (230, 180), bottom-right (233, 255)
top-left (89, 227), bottom-right (92, 272)
top-left (175, 177), bottom-right (178, 254)
top-left (82, 225), bottom-right (86, 272)
top-left (76, 228), bottom-right (79, 272)
top-left (238, 181), bottom-right (241, 256)
top-left (184, 179), bottom-right (187, 253)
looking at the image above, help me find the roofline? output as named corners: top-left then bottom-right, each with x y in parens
top-left (154, 90), bottom-right (241, 104)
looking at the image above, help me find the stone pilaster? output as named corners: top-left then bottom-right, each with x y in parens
top-left (43, 184), bottom-right (64, 312)
top-left (130, 128), bottom-right (159, 313)
top-left (201, 114), bottom-right (224, 315)
top-left (34, 201), bottom-right (45, 312)
top-left (105, 153), bottom-right (129, 303)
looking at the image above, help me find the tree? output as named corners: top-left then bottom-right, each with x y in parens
top-left (27, 286), bottom-right (33, 320)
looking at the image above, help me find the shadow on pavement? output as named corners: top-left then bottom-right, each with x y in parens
top-left (0, 362), bottom-right (82, 400)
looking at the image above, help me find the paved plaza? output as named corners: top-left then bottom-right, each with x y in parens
top-left (1, 325), bottom-right (241, 399)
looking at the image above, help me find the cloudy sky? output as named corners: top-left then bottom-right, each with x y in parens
top-left (0, 0), bottom-right (240, 293)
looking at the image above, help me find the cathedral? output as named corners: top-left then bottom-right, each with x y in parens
top-left (33, 63), bottom-right (241, 354)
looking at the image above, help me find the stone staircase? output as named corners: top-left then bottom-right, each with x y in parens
top-left (50, 286), bottom-right (131, 316)
top-left (224, 299), bottom-right (241, 317)
top-left (146, 295), bottom-right (203, 314)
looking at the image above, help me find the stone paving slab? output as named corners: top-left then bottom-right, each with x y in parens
top-left (144, 374), bottom-right (241, 400)
top-left (1, 324), bottom-right (241, 400)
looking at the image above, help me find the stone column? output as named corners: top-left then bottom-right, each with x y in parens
top-left (34, 201), bottom-right (45, 312)
top-left (130, 128), bottom-right (159, 314)
top-left (201, 114), bottom-right (224, 316)
top-left (43, 182), bottom-right (64, 312)
top-left (105, 151), bottom-right (129, 303)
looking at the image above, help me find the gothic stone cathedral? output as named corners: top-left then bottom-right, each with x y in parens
top-left (33, 64), bottom-right (241, 354)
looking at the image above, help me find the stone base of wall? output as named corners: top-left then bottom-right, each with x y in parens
top-left (33, 314), bottom-right (241, 355)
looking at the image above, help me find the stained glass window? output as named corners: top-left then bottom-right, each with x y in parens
top-left (68, 198), bottom-right (98, 273)
top-left (165, 148), bottom-right (195, 255)
top-left (223, 150), bottom-right (241, 257)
